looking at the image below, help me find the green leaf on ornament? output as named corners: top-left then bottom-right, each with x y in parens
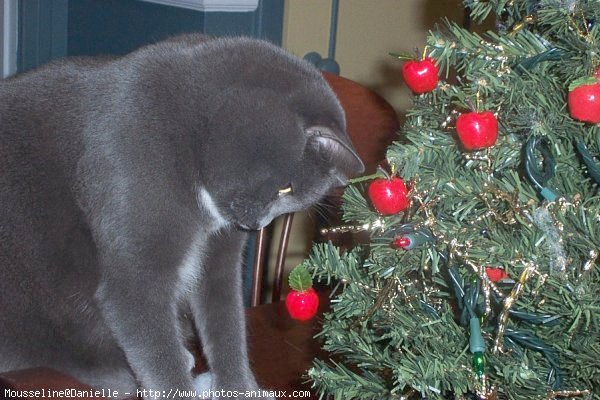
top-left (288, 265), bottom-right (313, 292)
top-left (569, 77), bottom-right (599, 92)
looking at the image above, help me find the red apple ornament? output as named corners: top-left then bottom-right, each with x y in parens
top-left (285, 265), bottom-right (319, 321)
top-left (368, 177), bottom-right (409, 215)
top-left (485, 267), bottom-right (508, 283)
top-left (568, 77), bottom-right (600, 124)
top-left (456, 111), bottom-right (499, 151)
top-left (393, 236), bottom-right (412, 249)
top-left (402, 58), bottom-right (439, 94)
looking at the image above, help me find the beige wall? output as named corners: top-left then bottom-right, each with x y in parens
top-left (283, 0), bottom-right (464, 113)
top-left (272, 1), bottom-right (466, 299)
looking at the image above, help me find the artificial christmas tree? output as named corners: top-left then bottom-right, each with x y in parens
top-left (303, 1), bottom-right (599, 399)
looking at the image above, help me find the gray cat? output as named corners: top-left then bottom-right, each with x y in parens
top-left (0, 34), bottom-right (363, 399)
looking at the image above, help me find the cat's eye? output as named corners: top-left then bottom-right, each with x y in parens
top-left (278, 184), bottom-right (293, 196)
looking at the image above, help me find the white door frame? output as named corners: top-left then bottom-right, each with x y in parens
top-left (1, 0), bottom-right (18, 78)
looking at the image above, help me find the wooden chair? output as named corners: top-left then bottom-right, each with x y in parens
top-left (251, 72), bottom-right (399, 306)
top-left (0, 72), bottom-right (399, 399)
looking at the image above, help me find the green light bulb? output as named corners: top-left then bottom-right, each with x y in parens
top-left (473, 351), bottom-right (485, 377)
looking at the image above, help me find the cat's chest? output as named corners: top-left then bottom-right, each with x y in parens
top-left (177, 187), bottom-right (231, 297)
top-left (197, 187), bottom-right (229, 232)
top-left (176, 231), bottom-right (207, 298)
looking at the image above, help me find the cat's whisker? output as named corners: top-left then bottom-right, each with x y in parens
top-left (309, 202), bottom-right (338, 225)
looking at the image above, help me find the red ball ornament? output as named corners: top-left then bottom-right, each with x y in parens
top-left (568, 82), bottom-right (600, 124)
top-left (402, 58), bottom-right (439, 94)
top-left (456, 111), bottom-right (499, 151)
top-left (368, 177), bottom-right (409, 215)
top-left (485, 267), bottom-right (508, 283)
top-left (285, 288), bottom-right (319, 321)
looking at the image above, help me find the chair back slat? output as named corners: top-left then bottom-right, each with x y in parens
top-left (251, 227), bottom-right (269, 306)
top-left (271, 213), bottom-right (294, 303)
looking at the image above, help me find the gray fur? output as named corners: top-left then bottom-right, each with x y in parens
top-left (0, 34), bottom-right (363, 399)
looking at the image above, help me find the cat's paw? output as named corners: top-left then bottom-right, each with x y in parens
top-left (193, 373), bottom-right (276, 399)
top-left (193, 372), bottom-right (213, 396)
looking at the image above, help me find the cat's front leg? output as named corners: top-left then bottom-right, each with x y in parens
top-left (95, 232), bottom-right (200, 400)
top-left (188, 229), bottom-right (274, 400)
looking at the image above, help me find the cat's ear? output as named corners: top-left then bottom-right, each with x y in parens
top-left (306, 127), bottom-right (365, 178)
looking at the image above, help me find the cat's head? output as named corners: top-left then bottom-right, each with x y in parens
top-left (191, 37), bottom-right (364, 230)
top-left (199, 109), bottom-right (364, 231)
